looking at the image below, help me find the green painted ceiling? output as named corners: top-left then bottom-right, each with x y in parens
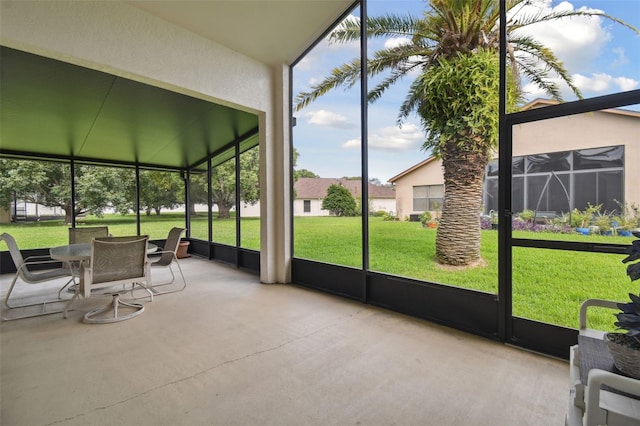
top-left (0, 46), bottom-right (259, 171)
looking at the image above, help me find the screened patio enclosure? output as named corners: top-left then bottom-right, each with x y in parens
top-left (2, 0), bottom-right (640, 361)
top-left (0, 45), bottom-right (262, 271)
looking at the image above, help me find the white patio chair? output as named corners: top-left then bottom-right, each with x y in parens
top-left (63, 235), bottom-right (153, 324)
top-left (149, 227), bottom-right (187, 295)
top-left (1, 232), bottom-right (76, 320)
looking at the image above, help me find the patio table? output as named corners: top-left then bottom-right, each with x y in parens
top-left (50, 242), bottom-right (158, 262)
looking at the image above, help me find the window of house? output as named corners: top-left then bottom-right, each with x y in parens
top-left (303, 200), bottom-right (311, 213)
top-left (413, 185), bottom-right (444, 211)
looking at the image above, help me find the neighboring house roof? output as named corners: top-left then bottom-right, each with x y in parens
top-left (388, 157), bottom-right (438, 183)
top-left (294, 177), bottom-right (395, 199)
top-left (522, 98), bottom-right (640, 118)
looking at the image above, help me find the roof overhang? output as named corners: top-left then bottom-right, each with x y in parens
top-left (126, 1), bottom-right (355, 67)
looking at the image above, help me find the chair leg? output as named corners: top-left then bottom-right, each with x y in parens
top-left (57, 277), bottom-right (76, 298)
top-left (63, 290), bottom-right (81, 319)
top-left (3, 274), bottom-right (21, 309)
top-left (83, 294), bottom-right (145, 324)
top-left (5, 275), bottom-right (75, 309)
top-left (150, 261), bottom-right (187, 295)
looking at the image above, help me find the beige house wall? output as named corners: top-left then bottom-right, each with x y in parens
top-left (392, 108), bottom-right (639, 221)
top-left (513, 110), bottom-right (639, 208)
top-left (393, 159), bottom-right (444, 220)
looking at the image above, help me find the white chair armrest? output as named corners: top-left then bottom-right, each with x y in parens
top-left (584, 369), bottom-right (640, 426)
top-left (580, 299), bottom-right (622, 330)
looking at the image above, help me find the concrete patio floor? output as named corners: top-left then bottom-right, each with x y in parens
top-left (1, 256), bottom-right (568, 425)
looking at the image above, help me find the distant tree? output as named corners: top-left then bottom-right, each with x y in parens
top-left (139, 171), bottom-right (183, 216)
top-left (0, 159), bottom-right (130, 222)
top-left (210, 158), bottom-right (236, 219)
top-left (0, 159), bottom-right (46, 211)
top-left (294, 169), bottom-right (319, 180)
top-left (188, 173), bottom-right (208, 216)
top-left (209, 147), bottom-right (261, 219)
top-left (322, 184), bottom-right (357, 217)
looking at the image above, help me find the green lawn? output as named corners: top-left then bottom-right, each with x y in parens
top-left (1, 214), bottom-right (636, 331)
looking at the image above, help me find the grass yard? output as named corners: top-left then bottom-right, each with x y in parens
top-left (294, 216), bottom-right (635, 331)
top-left (1, 214), bottom-right (636, 331)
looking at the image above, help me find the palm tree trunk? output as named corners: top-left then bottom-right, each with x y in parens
top-left (436, 140), bottom-right (489, 266)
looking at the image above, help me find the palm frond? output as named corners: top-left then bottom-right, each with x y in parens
top-left (369, 61), bottom-right (425, 104)
top-left (294, 58), bottom-right (362, 111)
top-left (295, 42), bottom-right (431, 112)
top-left (511, 8), bottom-right (639, 36)
top-left (329, 14), bottom-right (423, 45)
top-left (510, 34), bottom-right (582, 99)
top-left (398, 77), bottom-right (427, 125)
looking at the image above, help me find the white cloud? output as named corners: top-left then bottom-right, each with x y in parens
top-left (573, 73), bottom-right (639, 93)
top-left (573, 73), bottom-right (612, 92)
top-left (342, 123), bottom-right (424, 151)
top-left (304, 110), bottom-right (354, 129)
top-left (522, 72), bottom-right (639, 100)
top-left (615, 76), bottom-right (640, 91)
top-left (514, 0), bottom-right (611, 71)
top-left (384, 37), bottom-right (411, 49)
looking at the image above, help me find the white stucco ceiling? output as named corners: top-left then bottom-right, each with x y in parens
top-left (127, 0), bottom-right (355, 66)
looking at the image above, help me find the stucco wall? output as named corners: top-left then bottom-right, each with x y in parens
top-left (393, 159), bottom-right (444, 220)
top-left (0, 0), bottom-right (290, 283)
top-left (0, 1), bottom-right (271, 114)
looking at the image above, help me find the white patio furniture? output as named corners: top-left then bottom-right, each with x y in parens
top-left (1, 232), bottom-right (76, 320)
top-left (566, 299), bottom-right (640, 426)
top-left (149, 227), bottom-right (187, 295)
top-left (68, 226), bottom-right (109, 244)
top-left (63, 235), bottom-right (153, 324)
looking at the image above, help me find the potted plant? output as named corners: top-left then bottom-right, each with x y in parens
top-left (419, 212), bottom-right (437, 228)
top-left (593, 212), bottom-right (612, 235)
top-left (605, 230), bottom-right (640, 379)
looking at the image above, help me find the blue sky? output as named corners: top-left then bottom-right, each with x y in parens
top-left (292, 0), bottom-right (640, 183)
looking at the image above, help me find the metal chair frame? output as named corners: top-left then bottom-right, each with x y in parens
top-left (68, 226), bottom-right (109, 244)
top-left (1, 233), bottom-right (76, 320)
top-left (63, 235), bottom-right (153, 324)
top-left (150, 227), bottom-right (187, 295)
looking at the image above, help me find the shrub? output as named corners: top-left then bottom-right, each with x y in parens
top-left (518, 209), bottom-right (535, 222)
top-left (480, 216), bottom-right (493, 230)
top-left (419, 211), bottom-right (432, 225)
top-left (382, 212), bottom-right (398, 221)
top-left (322, 184), bottom-right (357, 217)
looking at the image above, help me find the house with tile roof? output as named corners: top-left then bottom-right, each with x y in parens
top-left (294, 177), bottom-right (395, 216)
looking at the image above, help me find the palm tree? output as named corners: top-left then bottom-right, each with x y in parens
top-left (294, 0), bottom-right (638, 266)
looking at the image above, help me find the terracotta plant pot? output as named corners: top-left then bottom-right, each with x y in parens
top-left (176, 241), bottom-right (190, 259)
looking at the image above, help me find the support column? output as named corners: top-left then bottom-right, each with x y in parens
top-left (259, 63), bottom-right (292, 284)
